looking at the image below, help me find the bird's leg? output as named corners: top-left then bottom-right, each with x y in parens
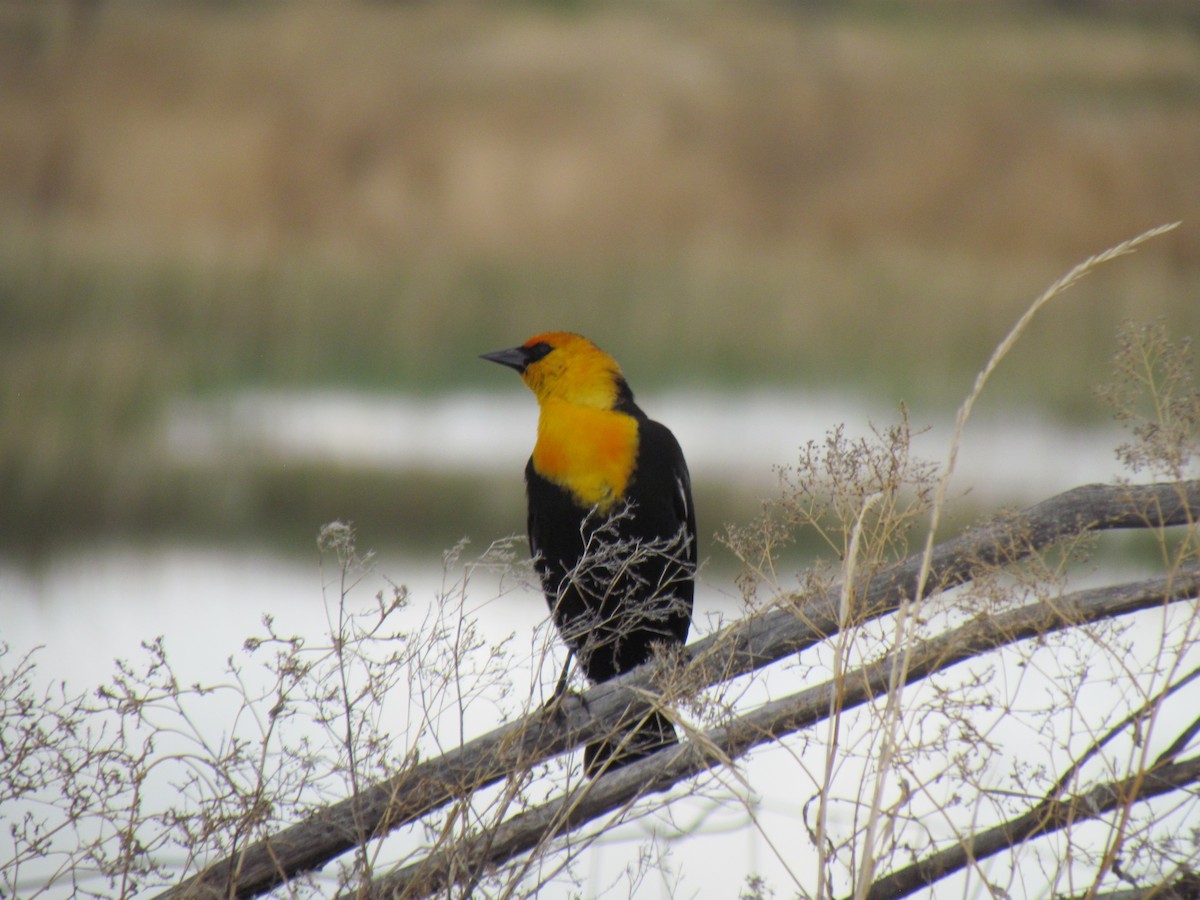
top-left (552, 652), bottom-right (575, 703)
top-left (540, 651), bottom-right (584, 722)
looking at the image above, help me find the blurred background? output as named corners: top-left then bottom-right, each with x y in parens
top-left (1, 2), bottom-right (1198, 895)
top-left (1, 0), bottom-right (1198, 563)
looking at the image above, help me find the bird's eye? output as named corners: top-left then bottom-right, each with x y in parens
top-left (524, 342), bottom-right (554, 364)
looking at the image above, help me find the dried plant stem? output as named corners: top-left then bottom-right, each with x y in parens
top-left (853, 221), bottom-right (1182, 900)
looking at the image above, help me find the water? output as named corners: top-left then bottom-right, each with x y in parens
top-left (162, 388), bottom-right (1131, 503)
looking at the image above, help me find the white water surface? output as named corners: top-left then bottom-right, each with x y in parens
top-left (3, 540), bottom-right (1196, 898)
top-left (163, 388), bottom-right (1132, 503)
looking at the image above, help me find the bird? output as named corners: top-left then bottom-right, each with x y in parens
top-left (481, 332), bottom-right (696, 777)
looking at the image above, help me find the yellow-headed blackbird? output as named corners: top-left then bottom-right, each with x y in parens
top-left (482, 332), bottom-right (696, 777)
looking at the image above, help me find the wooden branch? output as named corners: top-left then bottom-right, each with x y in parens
top-left (158, 480), bottom-right (1200, 899)
top-left (1066, 873), bottom-right (1200, 900)
top-left (359, 565), bottom-right (1200, 899)
top-left (685, 480), bottom-right (1200, 687)
top-left (863, 755), bottom-right (1200, 900)
top-left (1036, 662), bottom-right (1200, 807)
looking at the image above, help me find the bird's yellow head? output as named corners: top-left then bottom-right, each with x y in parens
top-left (481, 332), bottom-right (626, 409)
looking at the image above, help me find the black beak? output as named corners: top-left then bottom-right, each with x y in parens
top-left (480, 346), bottom-right (532, 373)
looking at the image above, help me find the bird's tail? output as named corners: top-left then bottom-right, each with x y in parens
top-left (584, 708), bottom-right (677, 778)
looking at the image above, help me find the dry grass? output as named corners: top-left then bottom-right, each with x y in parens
top-left (2, 3), bottom-right (1196, 265)
top-left (2, 2), bottom-right (1197, 381)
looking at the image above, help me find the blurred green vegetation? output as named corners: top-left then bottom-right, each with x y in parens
top-left (2, 232), bottom-right (1193, 561)
top-left (1, 0), bottom-right (1197, 558)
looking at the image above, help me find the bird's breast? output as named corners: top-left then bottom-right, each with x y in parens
top-left (532, 402), bottom-right (639, 510)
